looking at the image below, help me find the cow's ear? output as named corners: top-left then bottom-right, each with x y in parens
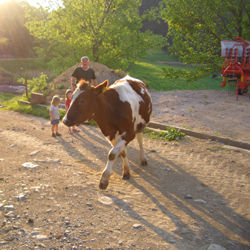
top-left (94, 80), bottom-right (109, 95)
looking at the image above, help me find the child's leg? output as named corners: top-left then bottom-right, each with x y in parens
top-left (55, 124), bottom-right (58, 134)
top-left (72, 125), bottom-right (80, 132)
top-left (68, 126), bottom-right (73, 134)
top-left (52, 125), bottom-right (55, 134)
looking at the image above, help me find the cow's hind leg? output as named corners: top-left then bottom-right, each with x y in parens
top-left (136, 132), bottom-right (147, 166)
top-left (120, 147), bottom-right (130, 180)
top-left (99, 139), bottom-right (126, 190)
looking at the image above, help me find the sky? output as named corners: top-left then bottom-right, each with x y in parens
top-left (0, 0), bottom-right (61, 9)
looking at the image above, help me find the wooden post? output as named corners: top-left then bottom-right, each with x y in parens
top-left (25, 77), bottom-right (28, 97)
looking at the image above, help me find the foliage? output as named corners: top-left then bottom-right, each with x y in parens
top-left (57, 84), bottom-right (66, 90)
top-left (17, 73), bottom-right (49, 97)
top-left (164, 127), bottom-right (185, 141)
top-left (144, 127), bottom-right (185, 141)
top-left (25, 0), bottom-right (167, 71)
top-left (0, 58), bottom-right (48, 72)
top-left (160, 0), bottom-right (250, 81)
top-left (0, 1), bottom-right (38, 57)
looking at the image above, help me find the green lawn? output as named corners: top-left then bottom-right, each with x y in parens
top-left (128, 50), bottom-right (233, 92)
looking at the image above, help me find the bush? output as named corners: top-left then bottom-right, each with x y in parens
top-left (18, 73), bottom-right (49, 98)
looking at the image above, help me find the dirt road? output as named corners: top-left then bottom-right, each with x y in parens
top-left (0, 109), bottom-right (249, 250)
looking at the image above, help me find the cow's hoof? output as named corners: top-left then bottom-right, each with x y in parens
top-left (122, 172), bottom-right (130, 180)
top-left (99, 181), bottom-right (109, 190)
top-left (141, 160), bottom-right (147, 166)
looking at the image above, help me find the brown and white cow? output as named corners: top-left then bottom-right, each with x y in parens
top-left (63, 75), bottom-right (152, 189)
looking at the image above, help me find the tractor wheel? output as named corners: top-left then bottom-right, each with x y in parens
top-left (238, 88), bottom-right (244, 95)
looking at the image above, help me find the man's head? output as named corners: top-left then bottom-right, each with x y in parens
top-left (81, 56), bottom-right (90, 70)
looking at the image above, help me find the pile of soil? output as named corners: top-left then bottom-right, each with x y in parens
top-left (45, 62), bottom-right (127, 105)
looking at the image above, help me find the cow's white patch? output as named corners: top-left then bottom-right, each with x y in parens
top-left (140, 88), bottom-right (145, 95)
top-left (72, 88), bottom-right (84, 103)
top-left (121, 75), bottom-right (144, 84)
top-left (64, 88), bottom-right (84, 120)
top-left (106, 131), bottom-right (126, 146)
top-left (110, 79), bottom-right (146, 131)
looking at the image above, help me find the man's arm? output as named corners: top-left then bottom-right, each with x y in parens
top-left (71, 76), bottom-right (76, 91)
top-left (93, 79), bottom-right (98, 87)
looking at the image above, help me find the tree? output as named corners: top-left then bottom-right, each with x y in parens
top-left (0, 0), bottom-right (37, 57)
top-left (25, 0), bottom-right (167, 71)
top-left (160, 0), bottom-right (250, 81)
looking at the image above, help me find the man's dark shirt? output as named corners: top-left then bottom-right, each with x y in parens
top-left (71, 67), bottom-right (96, 85)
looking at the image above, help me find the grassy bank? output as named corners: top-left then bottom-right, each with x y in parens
top-left (0, 92), bottom-right (52, 119)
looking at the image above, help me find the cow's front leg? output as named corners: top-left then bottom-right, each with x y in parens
top-left (99, 139), bottom-right (126, 190)
top-left (120, 147), bottom-right (130, 180)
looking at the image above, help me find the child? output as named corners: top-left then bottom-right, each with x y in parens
top-left (65, 89), bottom-right (80, 134)
top-left (49, 95), bottom-right (61, 137)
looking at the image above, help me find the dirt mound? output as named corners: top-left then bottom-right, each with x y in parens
top-left (45, 62), bottom-right (127, 104)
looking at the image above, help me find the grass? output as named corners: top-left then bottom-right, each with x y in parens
top-left (0, 92), bottom-right (98, 128)
top-left (128, 50), bottom-right (234, 92)
top-left (0, 92), bottom-right (51, 119)
top-left (144, 127), bottom-right (185, 141)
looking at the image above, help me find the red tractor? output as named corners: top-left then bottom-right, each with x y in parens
top-left (220, 37), bottom-right (250, 100)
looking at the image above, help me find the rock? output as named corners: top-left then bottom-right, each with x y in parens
top-left (28, 218), bottom-right (34, 224)
top-left (4, 205), bottom-right (14, 210)
top-left (123, 199), bottom-right (131, 205)
top-left (19, 229), bottom-right (27, 235)
top-left (22, 162), bottom-right (39, 169)
top-left (5, 211), bottom-right (14, 217)
top-left (34, 159), bottom-right (47, 163)
top-left (184, 194), bottom-right (193, 199)
top-left (29, 151), bottom-right (40, 156)
top-left (30, 92), bottom-right (45, 104)
top-left (207, 244), bottom-right (226, 250)
top-left (132, 224), bottom-right (142, 229)
top-left (52, 159), bottom-right (60, 163)
top-left (194, 199), bottom-right (206, 204)
top-left (31, 231), bottom-right (40, 235)
top-left (98, 196), bottom-right (114, 206)
top-left (38, 243), bottom-right (46, 248)
top-left (46, 209), bottom-right (52, 214)
top-left (18, 194), bottom-right (26, 200)
top-left (36, 235), bottom-right (48, 240)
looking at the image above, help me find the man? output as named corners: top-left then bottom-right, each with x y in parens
top-left (71, 56), bottom-right (98, 91)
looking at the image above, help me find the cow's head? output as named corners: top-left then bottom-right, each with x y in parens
top-left (63, 79), bottom-right (109, 127)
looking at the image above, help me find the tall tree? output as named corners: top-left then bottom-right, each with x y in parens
top-left (160, 0), bottom-right (250, 81)
top-left (26, 0), bottom-right (167, 71)
top-left (0, 0), bottom-right (37, 57)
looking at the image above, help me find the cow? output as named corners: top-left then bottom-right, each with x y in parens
top-left (63, 75), bottom-right (152, 190)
